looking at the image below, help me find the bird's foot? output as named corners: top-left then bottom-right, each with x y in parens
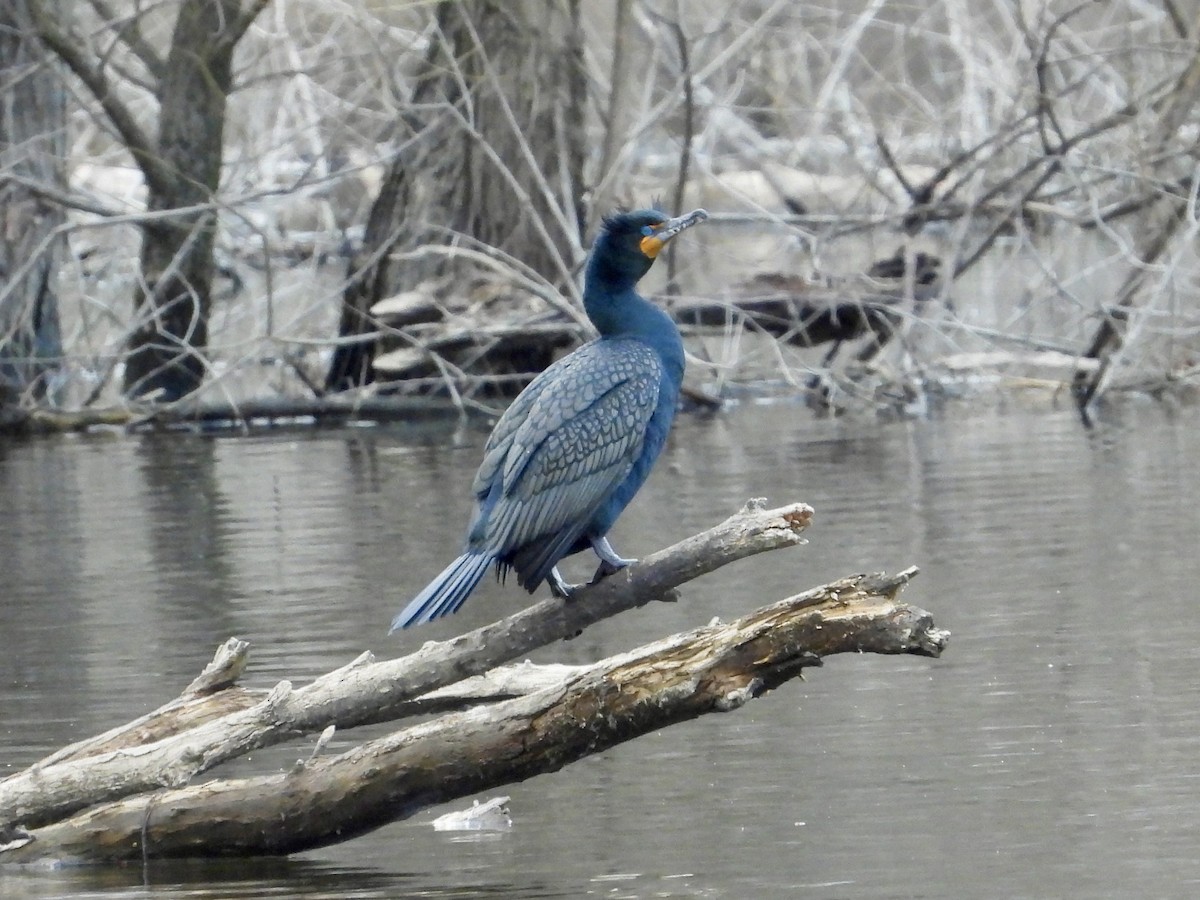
top-left (589, 535), bottom-right (636, 583)
top-left (591, 535), bottom-right (636, 569)
top-left (548, 566), bottom-right (579, 600)
top-left (591, 557), bottom-right (635, 583)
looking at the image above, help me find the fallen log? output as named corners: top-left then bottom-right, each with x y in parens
top-left (0, 571), bottom-right (944, 863)
top-left (365, 273), bottom-right (586, 396)
top-left (0, 500), bottom-right (812, 830)
top-left (0, 500), bottom-right (948, 864)
top-left (372, 321), bottom-right (580, 383)
top-left (0, 393), bottom-right (464, 436)
top-left (673, 249), bottom-right (944, 367)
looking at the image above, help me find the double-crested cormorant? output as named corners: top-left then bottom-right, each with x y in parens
top-left (390, 207), bottom-right (709, 630)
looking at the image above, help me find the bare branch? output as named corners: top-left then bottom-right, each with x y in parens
top-left (225, 0), bottom-right (272, 51)
top-left (27, 0), bottom-right (166, 195)
top-left (85, 0), bottom-right (166, 80)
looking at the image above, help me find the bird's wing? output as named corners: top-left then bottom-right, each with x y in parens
top-left (472, 341), bottom-right (597, 499)
top-left (475, 341), bottom-right (662, 551)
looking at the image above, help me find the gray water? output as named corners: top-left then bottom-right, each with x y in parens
top-left (2, 400), bottom-right (1199, 899)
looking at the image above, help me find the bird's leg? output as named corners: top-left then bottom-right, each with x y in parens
top-left (590, 535), bottom-right (637, 582)
top-left (548, 565), bottom-right (578, 599)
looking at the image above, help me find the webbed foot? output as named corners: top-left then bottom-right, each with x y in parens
top-left (590, 536), bottom-right (636, 582)
top-left (591, 557), bottom-right (632, 582)
top-left (548, 566), bottom-right (578, 600)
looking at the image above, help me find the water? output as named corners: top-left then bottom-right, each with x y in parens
top-left (2, 400), bottom-right (1199, 898)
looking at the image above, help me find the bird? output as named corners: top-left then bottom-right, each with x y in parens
top-left (390, 207), bottom-right (709, 631)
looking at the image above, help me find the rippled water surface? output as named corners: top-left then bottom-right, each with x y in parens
top-left (3, 400), bottom-right (1199, 898)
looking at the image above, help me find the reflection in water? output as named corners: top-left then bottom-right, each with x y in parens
top-left (135, 435), bottom-right (237, 634)
top-left (0, 439), bottom-right (88, 764)
top-left (2, 402), bottom-right (1200, 898)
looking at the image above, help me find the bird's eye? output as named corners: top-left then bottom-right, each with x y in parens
top-left (640, 225), bottom-right (656, 236)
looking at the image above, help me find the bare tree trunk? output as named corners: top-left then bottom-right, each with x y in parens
top-left (430, 0), bottom-right (586, 282)
top-left (323, 161), bottom-right (411, 391)
top-left (28, 0), bottom-right (269, 402)
top-left (0, 0), bottom-right (64, 409)
top-left (123, 1), bottom-right (263, 400)
top-left (589, 0), bottom-right (637, 230)
top-left (325, 0), bottom-right (589, 391)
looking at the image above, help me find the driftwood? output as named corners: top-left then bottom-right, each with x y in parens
top-left (367, 278), bottom-right (584, 395)
top-left (362, 251), bottom-right (947, 399)
top-left (0, 500), bottom-right (948, 864)
top-left (673, 250), bottom-right (944, 368)
top-left (372, 321), bottom-right (580, 383)
top-left (0, 383), bottom-right (722, 442)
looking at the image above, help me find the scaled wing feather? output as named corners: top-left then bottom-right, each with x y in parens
top-left (476, 341), bottom-right (662, 554)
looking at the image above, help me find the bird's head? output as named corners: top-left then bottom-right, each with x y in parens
top-left (589, 207), bottom-right (709, 289)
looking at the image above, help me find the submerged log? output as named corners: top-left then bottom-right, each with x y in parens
top-left (0, 501), bottom-right (948, 864)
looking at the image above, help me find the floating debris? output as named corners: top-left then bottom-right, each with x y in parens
top-left (432, 796), bottom-right (513, 832)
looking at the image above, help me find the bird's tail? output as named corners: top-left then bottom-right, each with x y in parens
top-left (509, 526), bottom-right (585, 593)
top-left (390, 552), bottom-right (493, 631)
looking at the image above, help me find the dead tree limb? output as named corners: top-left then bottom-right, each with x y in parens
top-left (28, 639), bottom-right (259, 771)
top-left (0, 500), bottom-right (812, 832)
top-left (0, 567), bottom-right (945, 863)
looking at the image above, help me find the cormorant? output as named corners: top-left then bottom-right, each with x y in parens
top-left (390, 207), bottom-right (709, 630)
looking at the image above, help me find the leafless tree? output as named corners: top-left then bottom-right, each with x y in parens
top-left (28, 0), bottom-right (269, 400)
top-left (0, 0), bottom-right (65, 411)
top-left (327, 0), bottom-right (589, 391)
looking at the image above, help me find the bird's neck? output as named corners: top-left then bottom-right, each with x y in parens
top-left (582, 278), bottom-right (684, 381)
top-left (581, 260), bottom-right (661, 327)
